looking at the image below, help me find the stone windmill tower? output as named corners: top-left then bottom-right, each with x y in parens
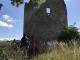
top-left (23, 0), bottom-right (67, 50)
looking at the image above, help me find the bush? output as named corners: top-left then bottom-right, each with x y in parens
top-left (58, 25), bottom-right (80, 42)
top-left (0, 48), bottom-right (8, 60)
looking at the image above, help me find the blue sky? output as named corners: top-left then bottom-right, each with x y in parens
top-left (0, 0), bottom-right (80, 40)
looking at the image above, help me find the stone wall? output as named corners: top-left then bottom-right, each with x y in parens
top-left (23, 0), bottom-right (67, 51)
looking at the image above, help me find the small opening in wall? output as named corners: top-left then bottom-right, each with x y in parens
top-left (46, 8), bottom-right (51, 15)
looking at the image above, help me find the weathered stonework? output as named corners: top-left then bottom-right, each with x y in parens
top-left (23, 0), bottom-right (67, 51)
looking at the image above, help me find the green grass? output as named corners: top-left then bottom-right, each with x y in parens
top-left (0, 40), bottom-right (80, 60)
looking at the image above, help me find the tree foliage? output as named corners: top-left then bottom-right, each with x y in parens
top-left (10, 0), bottom-right (24, 7)
top-left (10, 0), bottom-right (40, 7)
top-left (0, 0), bottom-right (40, 9)
top-left (0, 3), bottom-right (3, 10)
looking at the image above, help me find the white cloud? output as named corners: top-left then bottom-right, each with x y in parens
top-left (2, 15), bottom-right (14, 23)
top-left (0, 20), bottom-right (13, 28)
top-left (0, 14), bottom-right (14, 28)
top-left (8, 24), bottom-right (13, 28)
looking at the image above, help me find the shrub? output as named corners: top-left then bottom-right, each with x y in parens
top-left (58, 25), bottom-right (80, 42)
top-left (0, 48), bottom-right (8, 60)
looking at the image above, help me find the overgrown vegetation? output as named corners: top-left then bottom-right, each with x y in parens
top-left (0, 40), bottom-right (28, 60)
top-left (32, 41), bottom-right (80, 60)
top-left (58, 25), bottom-right (80, 42)
top-left (0, 40), bottom-right (80, 60)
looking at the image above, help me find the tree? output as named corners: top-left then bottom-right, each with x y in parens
top-left (0, 0), bottom-right (40, 9)
top-left (0, 3), bottom-right (3, 10)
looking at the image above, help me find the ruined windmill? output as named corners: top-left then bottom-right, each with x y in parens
top-left (23, 0), bottom-right (67, 50)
